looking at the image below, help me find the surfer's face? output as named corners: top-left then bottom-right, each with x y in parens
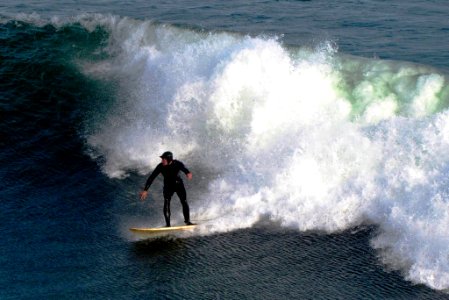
top-left (161, 158), bottom-right (169, 166)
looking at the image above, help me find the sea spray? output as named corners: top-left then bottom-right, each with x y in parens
top-left (62, 14), bottom-right (449, 291)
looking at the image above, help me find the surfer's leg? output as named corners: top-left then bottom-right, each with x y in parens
top-left (176, 184), bottom-right (190, 224)
top-left (163, 188), bottom-right (175, 227)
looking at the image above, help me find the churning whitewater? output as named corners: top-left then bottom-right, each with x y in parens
top-left (64, 15), bottom-right (449, 291)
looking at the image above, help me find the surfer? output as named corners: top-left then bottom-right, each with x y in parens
top-left (139, 151), bottom-right (194, 227)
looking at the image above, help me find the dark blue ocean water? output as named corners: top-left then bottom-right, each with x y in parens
top-left (1, 1), bottom-right (449, 299)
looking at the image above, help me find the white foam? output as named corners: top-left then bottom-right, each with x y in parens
top-left (70, 15), bottom-right (449, 291)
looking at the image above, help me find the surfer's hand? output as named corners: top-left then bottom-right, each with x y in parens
top-left (140, 190), bottom-right (148, 201)
top-left (186, 172), bottom-right (193, 180)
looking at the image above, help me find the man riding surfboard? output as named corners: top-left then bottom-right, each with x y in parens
top-left (139, 151), bottom-right (194, 227)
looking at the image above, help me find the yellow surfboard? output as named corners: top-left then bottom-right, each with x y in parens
top-left (129, 225), bottom-right (197, 238)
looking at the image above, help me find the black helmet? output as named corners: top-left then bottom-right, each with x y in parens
top-left (160, 151), bottom-right (173, 161)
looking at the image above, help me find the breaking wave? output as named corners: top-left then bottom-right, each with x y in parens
top-left (17, 13), bottom-right (449, 291)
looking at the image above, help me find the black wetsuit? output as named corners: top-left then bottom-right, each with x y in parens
top-left (144, 160), bottom-right (191, 227)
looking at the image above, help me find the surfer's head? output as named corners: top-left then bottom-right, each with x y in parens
top-left (160, 151), bottom-right (173, 165)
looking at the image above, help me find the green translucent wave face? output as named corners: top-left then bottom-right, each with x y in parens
top-left (328, 54), bottom-right (449, 122)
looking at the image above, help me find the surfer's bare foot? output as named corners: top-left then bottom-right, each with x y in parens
top-left (185, 221), bottom-right (195, 226)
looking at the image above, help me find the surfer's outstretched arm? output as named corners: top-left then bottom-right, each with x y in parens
top-left (140, 164), bottom-right (162, 201)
